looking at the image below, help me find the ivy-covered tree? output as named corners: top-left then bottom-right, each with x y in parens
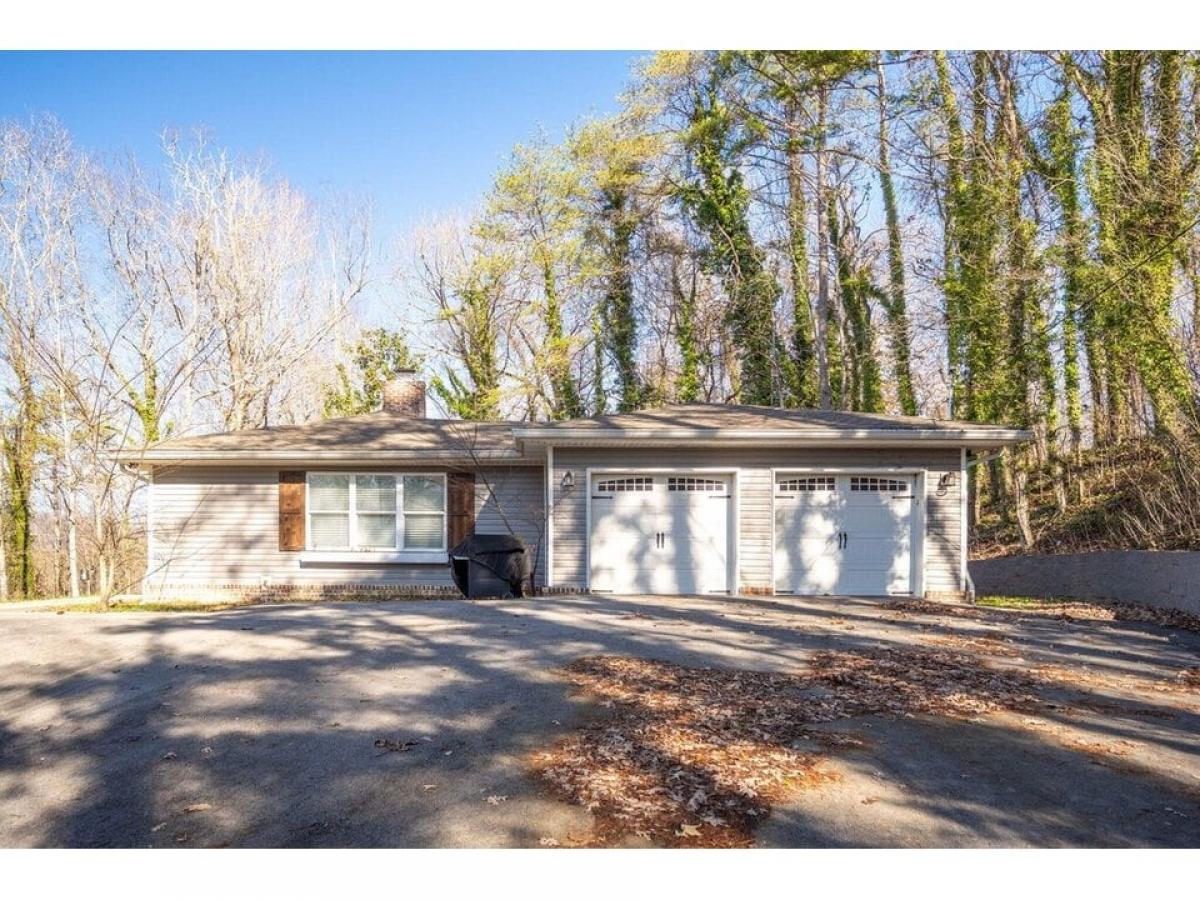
top-left (570, 116), bottom-right (660, 412)
top-left (676, 55), bottom-right (782, 406)
top-left (874, 53), bottom-right (918, 415)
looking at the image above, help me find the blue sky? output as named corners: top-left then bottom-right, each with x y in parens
top-left (0, 51), bottom-right (643, 232)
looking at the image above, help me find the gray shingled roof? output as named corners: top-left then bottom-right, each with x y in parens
top-left (512, 403), bottom-right (1006, 434)
top-left (140, 412), bottom-right (522, 458)
top-left (127, 403), bottom-right (1027, 465)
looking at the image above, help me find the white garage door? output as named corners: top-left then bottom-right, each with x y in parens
top-left (589, 474), bottom-right (731, 595)
top-left (774, 473), bottom-right (916, 596)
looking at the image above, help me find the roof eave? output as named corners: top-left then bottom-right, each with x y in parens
top-left (511, 428), bottom-right (1032, 448)
top-left (117, 449), bottom-right (536, 468)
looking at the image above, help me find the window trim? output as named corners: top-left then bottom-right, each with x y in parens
top-left (304, 471), bottom-right (448, 557)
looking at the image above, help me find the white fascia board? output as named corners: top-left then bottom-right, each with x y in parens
top-left (511, 428), bottom-right (1032, 448)
top-left (122, 450), bottom-right (536, 467)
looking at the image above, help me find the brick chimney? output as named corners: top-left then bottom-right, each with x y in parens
top-left (381, 370), bottom-right (426, 417)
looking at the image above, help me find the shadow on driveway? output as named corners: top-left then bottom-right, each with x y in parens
top-left (0, 593), bottom-right (1197, 847)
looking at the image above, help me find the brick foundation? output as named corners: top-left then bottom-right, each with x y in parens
top-left (141, 582), bottom-right (586, 603)
top-left (142, 583), bottom-right (458, 603)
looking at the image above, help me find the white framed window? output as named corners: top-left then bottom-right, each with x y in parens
top-left (307, 473), bottom-right (447, 552)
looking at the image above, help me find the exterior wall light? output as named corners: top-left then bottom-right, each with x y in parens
top-left (560, 470), bottom-right (575, 491)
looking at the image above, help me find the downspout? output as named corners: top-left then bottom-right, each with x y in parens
top-left (960, 449), bottom-right (1005, 604)
top-left (959, 447), bottom-right (968, 599)
top-left (545, 444), bottom-right (554, 589)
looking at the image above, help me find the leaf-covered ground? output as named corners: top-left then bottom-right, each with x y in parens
top-left (531, 600), bottom-right (1200, 847)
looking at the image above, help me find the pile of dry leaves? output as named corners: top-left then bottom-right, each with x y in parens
top-left (888, 598), bottom-right (1200, 635)
top-left (531, 648), bottom-right (1044, 847)
top-left (808, 647), bottom-right (1041, 718)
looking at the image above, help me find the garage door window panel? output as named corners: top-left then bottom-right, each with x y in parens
top-left (596, 477), bottom-right (652, 493)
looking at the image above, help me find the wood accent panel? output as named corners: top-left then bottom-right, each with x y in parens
top-left (447, 471), bottom-right (476, 548)
top-left (278, 470), bottom-right (306, 551)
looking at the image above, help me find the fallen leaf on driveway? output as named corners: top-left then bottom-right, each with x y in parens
top-left (539, 837), bottom-right (560, 847)
top-left (422, 784), bottom-right (437, 791)
top-left (486, 795), bottom-right (508, 805)
top-left (676, 823), bottom-right (702, 838)
top-left (183, 803), bottom-right (211, 813)
top-left (150, 822), bottom-right (167, 832)
top-left (531, 648), bottom-right (1043, 848)
top-left (374, 738), bottom-right (418, 753)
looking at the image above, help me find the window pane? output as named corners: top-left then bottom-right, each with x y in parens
top-left (356, 474), bottom-right (396, 512)
top-left (357, 513), bottom-right (396, 549)
top-left (403, 513), bottom-right (444, 549)
top-left (403, 475), bottom-right (445, 512)
top-left (310, 513), bottom-right (350, 548)
top-left (310, 474), bottom-right (350, 512)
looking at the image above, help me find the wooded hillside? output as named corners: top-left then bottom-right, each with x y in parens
top-left (3, 51), bottom-right (1200, 600)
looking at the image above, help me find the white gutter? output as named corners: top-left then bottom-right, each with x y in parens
top-left (545, 444), bottom-right (554, 588)
top-left (511, 429), bottom-right (1030, 450)
top-left (120, 449), bottom-right (536, 467)
top-left (124, 427), bottom-right (1031, 466)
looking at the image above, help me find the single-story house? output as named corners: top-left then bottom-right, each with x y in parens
top-left (122, 373), bottom-right (1029, 601)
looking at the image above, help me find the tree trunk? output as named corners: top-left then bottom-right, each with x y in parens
top-left (874, 53), bottom-right (918, 415)
top-left (785, 96), bottom-right (817, 408)
top-left (933, 51), bottom-right (967, 416)
top-left (814, 83), bottom-right (833, 409)
top-left (1012, 459), bottom-right (1035, 549)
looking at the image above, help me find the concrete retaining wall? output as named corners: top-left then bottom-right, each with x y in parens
top-left (970, 550), bottom-right (1200, 615)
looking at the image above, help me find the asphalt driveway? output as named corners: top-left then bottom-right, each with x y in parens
top-left (1, 593), bottom-right (1198, 847)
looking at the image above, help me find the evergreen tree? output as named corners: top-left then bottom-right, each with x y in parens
top-left (323, 329), bottom-right (423, 417)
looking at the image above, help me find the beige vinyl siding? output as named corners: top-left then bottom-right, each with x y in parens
top-left (146, 464), bottom-right (544, 594)
top-left (550, 446), bottom-right (962, 595)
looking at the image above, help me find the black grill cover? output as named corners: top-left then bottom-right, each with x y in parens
top-left (448, 534), bottom-right (532, 598)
